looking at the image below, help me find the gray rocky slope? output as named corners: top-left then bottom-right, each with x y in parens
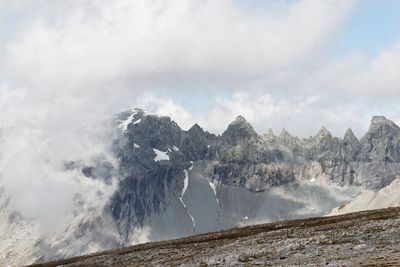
top-left (3, 109), bottom-right (400, 266)
top-left (30, 207), bottom-right (400, 267)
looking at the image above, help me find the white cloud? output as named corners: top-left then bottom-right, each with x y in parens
top-left (4, 0), bottom-right (355, 89)
top-left (2, 0), bottom-right (399, 140)
top-left (191, 92), bottom-right (370, 138)
top-left (134, 94), bottom-right (194, 130)
top-left (0, 84), bottom-right (119, 234)
top-left (338, 42), bottom-right (400, 97)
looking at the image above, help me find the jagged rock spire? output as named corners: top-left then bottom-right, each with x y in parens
top-left (369, 116), bottom-right (400, 132)
top-left (279, 128), bottom-right (293, 139)
top-left (222, 115), bottom-right (258, 144)
top-left (188, 123), bottom-right (204, 134)
top-left (359, 116), bottom-right (400, 162)
top-left (280, 128), bottom-right (288, 135)
top-left (371, 116), bottom-right (392, 125)
top-left (232, 115), bottom-right (247, 125)
top-left (315, 126), bottom-right (332, 141)
top-left (343, 128), bottom-right (358, 143)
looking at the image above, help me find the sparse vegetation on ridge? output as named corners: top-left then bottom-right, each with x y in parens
top-left (29, 207), bottom-right (400, 266)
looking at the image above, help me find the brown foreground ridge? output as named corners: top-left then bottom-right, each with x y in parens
top-left (28, 207), bottom-right (400, 266)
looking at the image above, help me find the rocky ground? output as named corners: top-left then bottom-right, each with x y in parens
top-left (29, 207), bottom-right (400, 267)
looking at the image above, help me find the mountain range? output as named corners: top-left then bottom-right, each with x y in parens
top-left (2, 109), bottom-right (400, 266)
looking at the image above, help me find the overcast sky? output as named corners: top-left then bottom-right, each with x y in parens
top-left (1, 0), bottom-right (400, 138)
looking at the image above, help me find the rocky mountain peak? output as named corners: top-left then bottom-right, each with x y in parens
top-left (222, 115), bottom-right (258, 144)
top-left (132, 107), bottom-right (145, 114)
top-left (343, 128), bottom-right (358, 143)
top-left (233, 115), bottom-right (247, 124)
top-left (279, 128), bottom-right (292, 139)
top-left (278, 128), bottom-right (300, 148)
top-left (371, 116), bottom-right (391, 124)
top-left (229, 115), bottom-right (253, 130)
top-left (315, 126), bottom-right (332, 141)
top-left (123, 112), bottom-right (182, 152)
top-left (358, 116), bottom-right (400, 163)
top-left (264, 128), bottom-right (275, 138)
top-left (263, 128), bottom-right (278, 145)
top-left (368, 116), bottom-right (400, 133)
top-left (188, 123), bottom-right (204, 134)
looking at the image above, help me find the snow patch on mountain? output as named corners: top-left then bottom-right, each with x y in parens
top-left (208, 181), bottom-right (219, 204)
top-left (118, 111), bottom-right (137, 131)
top-left (178, 170), bottom-right (196, 231)
top-left (182, 170), bottom-right (189, 197)
top-left (153, 149), bottom-right (169, 161)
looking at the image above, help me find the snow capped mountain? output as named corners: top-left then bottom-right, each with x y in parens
top-left (2, 110), bottom-right (400, 266)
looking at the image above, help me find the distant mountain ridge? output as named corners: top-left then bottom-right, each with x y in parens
top-left (109, 109), bottom-right (400, 246)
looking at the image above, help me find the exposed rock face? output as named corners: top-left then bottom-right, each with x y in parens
top-left (109, 165), bottom-right (184, 242)
top-left (107, 112), bottom-right (400, 244)
top-left (359, 116), bottom-right (400, 162)
top-left (210, 116), bottom-right (294, 191)
top-left (218, 116), bottom-right (285, 164)
top-left (113, 112), bottom-right (400, 213)
top-left (317, 117), bottom-right (400, 189)
top-left (180, 123), bottom-right (217, 161)
top-left (305, 127), bottom-right (341, 161)
top-left (341, 128), bottom-right (361, 161)
top-left (111, 110), bottom-right (191, 243)
top-left (276, 129), bottom-right (304, 162)
top-left (59, 112), bottom-right (400, 243)
top-left (221, 115), bottom-right (259, 145)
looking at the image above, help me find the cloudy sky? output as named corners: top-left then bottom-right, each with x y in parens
top-left (1, 0), bottom-right (400, 138)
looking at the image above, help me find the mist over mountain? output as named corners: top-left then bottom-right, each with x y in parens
top-left (2, 109), bottom-right (400, 266)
